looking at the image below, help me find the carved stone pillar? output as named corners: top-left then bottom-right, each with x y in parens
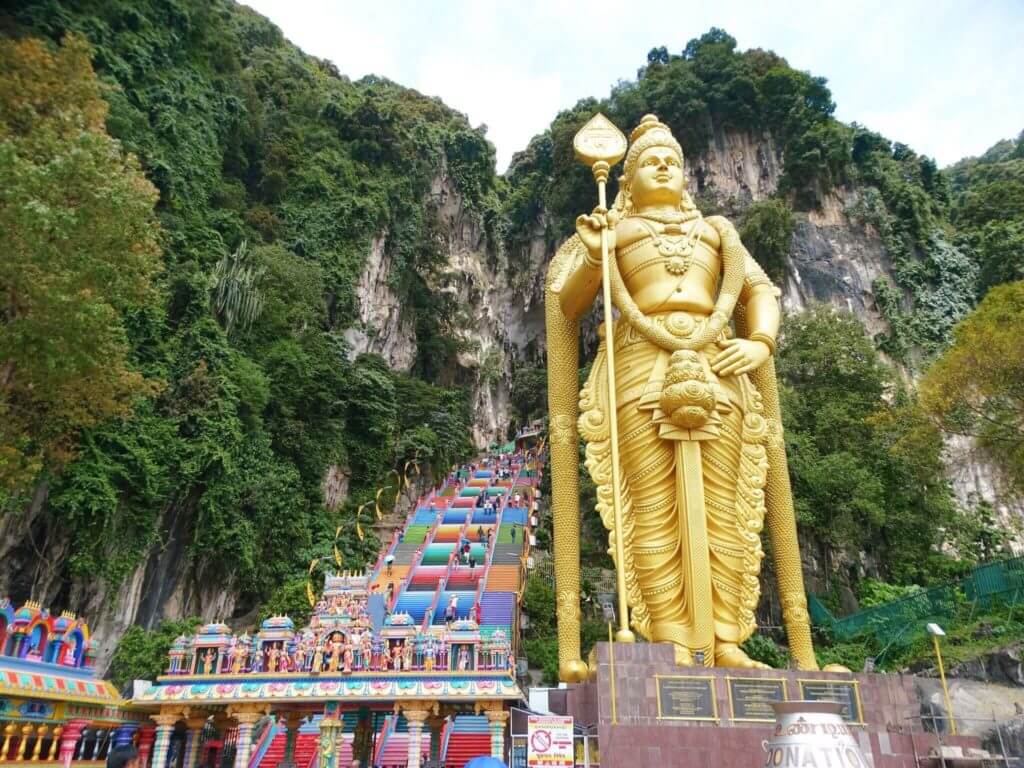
top-left (59, 720), bottom-right (87, 768)
top-left (182, 716), bottom-right (208, 768)
top-left (229, 711), bottom-right (261, 768)
top-left (47, 727), bottom-right (62, 761)
top-left (402, 710), bottom-right (429, 768)
top-left (150, 714), bottom-right (181, 768)
top-left (2, 723), bottom-right (16, 761)
top-left (17, 724), bottom-right (34, 760)
top-left (484, 709), bottom-right (509, 760)
top-left (279, 712), bottom-right (304, 768)
top-left (113, 723), bottom-right (138, 749)
top-left (315, 717), bottom-right (341, 768)
top-left (426, 715), bottom-right (445, 765)
top-left (136, 725), bottom-right (156, 768)
top-left (30, 725), bottom-right (48, 761)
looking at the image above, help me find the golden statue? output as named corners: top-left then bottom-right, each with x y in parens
top-left (546, 114), bottom-right (818, 680)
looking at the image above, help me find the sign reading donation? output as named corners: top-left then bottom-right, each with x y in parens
top-left (527, 714), bottom-right (574, 767)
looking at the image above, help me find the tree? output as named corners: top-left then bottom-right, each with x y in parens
top-left (0, 35), bottom-right (161, 493)
top-left (779, 305), bottom-right (961, 582)
top-left (921, 281), bottom-right (1024, 495)
top-left (740, 198), bottom-right (795, 283)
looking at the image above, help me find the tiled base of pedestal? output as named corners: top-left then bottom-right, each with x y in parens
top-left (556, 642), bottom-right (981, 768)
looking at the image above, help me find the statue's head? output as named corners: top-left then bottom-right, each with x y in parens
top-left (617, 114), bottom-right (694, 213)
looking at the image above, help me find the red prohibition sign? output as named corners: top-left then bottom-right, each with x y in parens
top-left (531, 730), bottom-right (552, 752)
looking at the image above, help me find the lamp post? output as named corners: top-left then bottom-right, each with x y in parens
top-left (927, 623), bottom-right (957, 735)
top-left (599, 596), bottom-right (618, 725)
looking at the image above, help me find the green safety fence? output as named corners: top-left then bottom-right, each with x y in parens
top-left (809, 555), bottom-right (1024, 652)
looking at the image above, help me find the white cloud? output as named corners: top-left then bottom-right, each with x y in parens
top-left (243, 0), bottom-right (1024, 170)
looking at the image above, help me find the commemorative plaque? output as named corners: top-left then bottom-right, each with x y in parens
top-left (655, 675), bottom-right (717, 720)
top-left (798, 680), bottom-right (863, 723)
top-left (727, 677), bottom-right (786, 721)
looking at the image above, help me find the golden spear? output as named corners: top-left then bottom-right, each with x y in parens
top-left (573, 114), bottom-right (634, 642)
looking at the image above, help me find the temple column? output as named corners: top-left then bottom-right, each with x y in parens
top-left (47, 727), bottom-right (63, 761)
top-left (59, 720), bottom-right (87, 768)
top-left (229, 710), bottom-right (261, 768)
top-left (17, 724), bottom-right (34, 760)
top-left (279, 712), bottom-right (304, 768)
top-left (182, 716), bottom-right (208, 768)
top-left (403, 709), bottom-right (429, 768)
top-left (484, 709), bottom-right (509, 760)
top-left (3, 723), bottom-right (16, 760)
top-left (30, 725), bottom-right (48, 761)
top-left (150, 714), bottom-right (180, 768)
top-left (426, 715), bottom-right (445, 765)
top-left (137, 726), bottom-right (156, 768)
top-left (114, 724), bottom-right (138, 749)
top-left (315, 716), bottom-right (341, 768)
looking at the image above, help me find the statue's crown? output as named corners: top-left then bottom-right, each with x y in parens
top-left (623, 114), bottom-right (684, 182)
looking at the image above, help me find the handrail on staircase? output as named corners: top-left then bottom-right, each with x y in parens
top-left (423, 574), bottom-right (447, 631)
top-left (439, 716), bottom-right (453, 767)
top-left (247, 717), bottom-right (276, 768)
top-left (373, 714), bottom-right (396, 767)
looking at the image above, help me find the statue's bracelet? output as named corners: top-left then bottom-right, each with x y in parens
top-left (584, 249), bottom-right (603, 270)
top-left (748, 332), bottom-right (777, 355)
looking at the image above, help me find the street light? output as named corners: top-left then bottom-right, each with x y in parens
top-left (927, 623), bottom-right (957, 735)
top-left (598, 595), bottom-right (618, 725)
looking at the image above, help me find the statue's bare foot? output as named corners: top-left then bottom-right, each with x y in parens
top-left (715, 643), bottom-right (771, 670)
top-left (673, 645), bottom-right (694, 666)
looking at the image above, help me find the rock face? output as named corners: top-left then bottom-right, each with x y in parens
top-left (0, 116), bottom-right (1016, 674)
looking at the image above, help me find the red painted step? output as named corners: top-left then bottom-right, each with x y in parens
top-left (445, 734), bottom-right (492, 767)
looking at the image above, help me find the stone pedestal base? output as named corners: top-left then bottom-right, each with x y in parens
top-left (554, 642), bottom-right (983, 768)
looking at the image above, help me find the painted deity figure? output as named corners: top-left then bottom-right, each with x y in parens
top-left (402, 639), bottom-right (414, 671)
top-left (546, 114), bottom-right (819, 678)
top-left (311, 640), bottom-right (324, 674)
top-left (423, 639), bottom-right (435, 672)
top-left (201, 649), bottom-right (216, 675)
top-left (327, 637), bottom-right (342, 672)
top-left (456, 645), bottom-right (469, 672)
top-left (360, 633), bottom-right (372, 670)
top-left (342, 642), bottom-right (354, 674)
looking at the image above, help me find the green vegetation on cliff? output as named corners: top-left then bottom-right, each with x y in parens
top-left (2, 1), bottom-right (1020, 678)
top-left (2, 0), bottom-right (489, 607)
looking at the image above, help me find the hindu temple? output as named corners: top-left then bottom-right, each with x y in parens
top-left (128, 448), bottom-right (541, 768)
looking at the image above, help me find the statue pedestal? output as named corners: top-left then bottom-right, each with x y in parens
top-left (552, 642), bottom-right (983, 768)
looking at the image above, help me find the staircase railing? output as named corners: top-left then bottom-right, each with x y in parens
top-left (247, 719), bottom-right (276, 768)
top-left (439, 717), bottom-right (453, 767)
top-left (373, 714), bottom-right (396, 767)
top-left (422, 574), bottom-right (448, 631)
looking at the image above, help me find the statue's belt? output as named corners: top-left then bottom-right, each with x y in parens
top-left (597, 309), bottom-right (729, 350)
top-left (594, 312), bottom-right (752, 443)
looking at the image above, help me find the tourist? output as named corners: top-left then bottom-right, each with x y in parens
top-left (511, 524), bottom-right (517, 542)
top-left (477, 525), bottom-right (485, 543)
top-left (469, 555), bottom-right (476, 575)
top-left (474, 601), bottom-right (482, 624)
top-left (385, 553), bottom-right (394, 576)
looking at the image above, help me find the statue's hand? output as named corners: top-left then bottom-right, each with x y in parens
top-left (710, 338), bottom-right (771, 377)
top-left (575, 206), bottom-right (617, 260)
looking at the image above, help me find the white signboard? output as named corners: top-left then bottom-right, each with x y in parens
top-left (527, 714), bottom-right (573, 767)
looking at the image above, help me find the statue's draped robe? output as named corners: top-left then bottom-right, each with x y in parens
top-left (577, 237), bottom-right (776, 657)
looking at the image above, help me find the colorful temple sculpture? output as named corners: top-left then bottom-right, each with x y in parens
top-left (132, 448), bottom-right (542, 768)
top-left (0, 600), bottom-right (145, 767)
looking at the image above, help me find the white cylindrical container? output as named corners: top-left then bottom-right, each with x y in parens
top-left (762, 701), bottom-right (870, 768)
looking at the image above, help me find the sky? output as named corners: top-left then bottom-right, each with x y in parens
top-left (243, 0), bottom-right (1024, 172)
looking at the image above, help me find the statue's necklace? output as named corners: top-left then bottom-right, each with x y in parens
top-left (633, 214), bottom-right (704, 276)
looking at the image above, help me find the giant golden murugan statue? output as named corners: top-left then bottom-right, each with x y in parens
top-left (546, 114), bottom-right (818, 680)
